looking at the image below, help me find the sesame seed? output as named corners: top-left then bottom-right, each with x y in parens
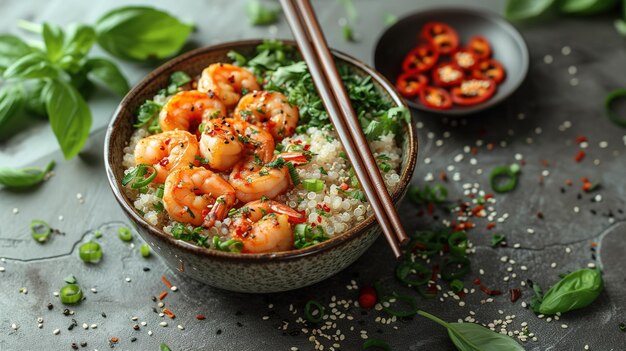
top-left (125, 277), bottom-right (131, 282)
top-left (12, 208), bottom-right (19, 214)
top-left (82, 323), bottom-right (88, 329)
top-left (90, 288), bottom-right (97, 293)
top-left (561, 324), bottom-right (568, 329)
top-left (561, 46), bottom-right (571, 55)
top-left (159, 322), bottom-right (168, 327)
top-left (170, 286), bottom-right (178, 292)
top-left (177, 325), bottom-right (184, 330)
top-left (551, 262), bottom-right (557, 268)
top-left (0, 267), bottom-right (5, 272)
top-left (58, 215), bottom-right (64, 221)
top-left (90, 324), bottom-right (97, 329)
top-left (148, 330), bottom-right (153, 336)
top-left (11, 323), bottom-right (17, 330)
top-left (570, 78), bottom-right (579, 86)
top-left (543, 55), bottom-right (553, 64)
top-left (53, 329), bottom-right (60, 335)
top-left (568, 66), bottom-right (577, 75)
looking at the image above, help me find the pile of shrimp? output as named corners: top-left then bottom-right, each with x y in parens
top-left (131, 63), bottom-right (307, 253)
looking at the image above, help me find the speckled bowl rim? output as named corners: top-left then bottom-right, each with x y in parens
top-left (104, 39), bottom-right (418, 263)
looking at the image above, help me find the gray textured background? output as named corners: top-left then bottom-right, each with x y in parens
top-left (1, 0), bottom-right (626, 350)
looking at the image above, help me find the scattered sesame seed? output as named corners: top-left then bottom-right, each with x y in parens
top-left (11, 323), bottom-right (17, 330)
top-left (561, 324), bottom-right (568, 329)
top-left (551, 262), bottom-right (557, 268)
top-left (561, 46), bottom-right (571, 55)
top-left (177, 325), bottom-right (184, 330)
top-left (12, 208), bottom-right (19, 214)
top-left (125, 277), bottom-right (131, 282)
top-left (543, 55), bottom-right (553, 64)
top-left (82, 323), bottom-right (88, 329)
top-left (568, 66), bottom-right (577, 75)
top-left (159, 322), bottom-right (168, 327)
top-left (58, 215), bottom-right (64, 221)
top-left (53, 329), bottom-right (60, 335)
top-left (570, 78), bottom-right (579, 86)
top-left (90, 324), bottom-right (97, 329)
top-left (0, 267), bottom-right (5, 272)
top-left (148, 330), bottom-right (153, 336)
top-left (90, 288), bottom-right (97, 293)
top-left (170, 286), bottom-right (178, 292)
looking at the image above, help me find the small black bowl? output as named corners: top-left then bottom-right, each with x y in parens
top-left (374, 7), bottom-right (529, 115)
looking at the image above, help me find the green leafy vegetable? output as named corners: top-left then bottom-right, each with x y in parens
top-left (85, 57), bottom-right (129, 95)
top-left (0, 160), bottom-right (55, 188)
top-left (95, 6), bottom-right (193, 61)
top-left (407, 184), bottom-right (448, 205)
top-left (43, 78), bottom-right (92, 159)
top-left (532, 268), bottom-right (603, 315)
top-left (490, 234), bottom-right (506, 247)
top-left (3, 52), bottom-right (58, 80)
top-left (170, 223), bottom-right (209, 247)
top-left (294, 224), bottom-right (329, 249)
top-left (558, 0), bottom-right (619, 14)
top-left (363, 339), bottom-right (391, 350)
top-left (42, 22), bottom-right (65, 62)
top-left (505, 0), bottom-right (555, 20)
top-left (246, 0), bottom-right (280, 25)
top-left (64, 274), bottom-right (77, 284)
top-left (0, 35), bottom-right (33, 74)
top-left (418, 310), bottom-right (525, 350)
top-left (605, 88), bottom-right (626, 128)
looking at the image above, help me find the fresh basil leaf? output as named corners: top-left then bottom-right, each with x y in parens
top-left (615, 19), bottom-right (626, 37)
top-left (246, 0), bottom-right (280, 26)
top-left (95, 6), bottom-right (193, 61)
top-left (43, 79), bottom-right (92, 159)
top-left (0, 160), bottom-right (55, 188)
top-left (536, 268), bottom-right (603, 315)
top-left (21, 80), bottom-right (47, 116)
top-left (57, 24), bottom-right (97, 72)
top-left (418, 310), bottom-right (525, 351)
top-left (160, 343), bottom-right (171, 351)
top-left (505, 0), bottom-right (555, 20)
top-left (0, 84), bottom-right (25, 128)
top-left (42, 22), bottom-right (65, 62)
top-left (0, 35), bottom-right (33, 73)
top-left (558, 0), bottom-right (619, 14)
top-left (85, 57), bottom-right (129, 96)
top-left (3, 53), bottom-right (57, 80)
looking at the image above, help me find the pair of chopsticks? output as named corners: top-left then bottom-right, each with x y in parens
top-left (279, 0), bottom-right (409, 258)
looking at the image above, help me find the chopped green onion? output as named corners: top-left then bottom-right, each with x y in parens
top-left (363, 338), bottom-right (391, 350)
top-left (155, 184), bottom-right (165, 198)
top-left (118, 226), bottom-right (133, 241)
top-left (304, 300), bottom-right (325, 323)
top-left (491, 234), bottom-right (506, 247)
top-left (396, 260), bottom-right (430, 287)
top-left (212, 237), bottom-right (244, 253)
top-left (64, 274), bottom-right (77, 284)
top-left (302, 179), bottom-right (324, 192)
top-left (59, 284), bottom-right (83, 304)
top-left (450, 279), bottom-right (464, 293)
top-left (286, 162), bottom-right (300, 185)
top-left (94, 230), bottom-right (103, 239)
top-left (379, 162), bottom-right (392, 173)
top-left (605, 89), bottom-right (626, 128)
top-left (490, 164), bottom-right (521, 193)
top-left (294, 224), bottom-right (329, 249)
top-left (442, 256), bottom-right (471, 281)
top-left (448, 231), bottom-right (468, 257)
top-left (122, 164), bottom-right (157, 189)
top-left (140, 243), bottom-right (150, 257)
top-left (30, 219), bottom-right (51, 243)
top-left (79, 242), bottom-right (102, 263)
top-left (153, 201), bottom-right (164, 212)
top-left (381, 294), bottom-right (418, 317)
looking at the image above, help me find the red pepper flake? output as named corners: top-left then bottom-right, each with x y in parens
top-left (427, 202), bottom-right (435, 215)
top-left (486, 222), bottom-right (496, 230)
top-left (196, 315), bottom-right (206, 320)
top-left (486, 143), bottom-right (495, 151)
top-left (479, 285), bottom-right (502, 296)
top-left (159, 291), bottom-right (168, 300)
top-left (509, 288), bottom-right (522, 302)
top-left (541, 159), bottom-right (550, 167)
top-left (575, 150), bottom-right (586, 162)
top-left (520, 159), bottom-right (526, 166)
top-left (159, 158), bottom-right (170, 167)
top-left (110, 337), bottom-right (119, 343)
top-left (472, 277), bottom-right (481, 285)
top-left (565, 179), bottom-right (573, 186)
top-left (162, 276), bottom-right (173, 289)
top-left (358, 286), bottom-right (377, 309)
top-left (339, 183), bottom-right (350, 191)
top-left (471, 205), bottom-right (485, 216)
top-left (439, 171), bottom-right (448, 182)
top-left (590, 241), bottom-right (597, 248)
top-left (484, 194), bottom-right (494, 200)
top-left (470, 147), bottom-right (478, 155)
top-left (163, 308), bottom-right (175, 319)
top-left (582, 181), bottom-right (593, 192)
top-left (575, 135), bottom-right (588, 144)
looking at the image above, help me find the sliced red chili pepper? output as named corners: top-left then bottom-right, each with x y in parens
top-left (421, 22), bottom-right (459, 55)
top-left (395, 71), bottom-right (428, 97)
top-left (467, 36), bottom-right (492, 60)
top-left (402, 44), bottom-right (440, 73)
top-left (452, 49), bottom-right (479, 70)
top-left (358, 286), bottom-right (378, 309)
top-left (432, 62), bottom-right (464, 87)
top-left (419, 86), bottom-right (453, 110)
top-left (450, 79), bottom-right (496, 106)
top-left (472, 59), bottom-right (506, 84)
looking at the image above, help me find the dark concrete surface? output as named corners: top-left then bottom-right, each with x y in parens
top-left (2, 1), bottom-right (626, 350)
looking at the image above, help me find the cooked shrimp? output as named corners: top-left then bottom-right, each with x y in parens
top-left (159, 90), bottom-right (226, 133)
top-left (134, 130), bottom-right (199, 184)
top-left (234, 91), bottom-right (299, 140)
top-left (228, 153), bottom-right (309, 203)
top-left (197, 63), bottom-right (260, 109)
top-left (229, 200), bottom-right (304, 253)
top-left (198, 118), bottom-right (275, 172)
top-left (163, 166), bottom-right (236, 227)
top-left (198, 119), bottom-right (245, 172)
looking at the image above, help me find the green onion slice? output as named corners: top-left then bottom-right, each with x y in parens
top-left (118, 226), bottom-right (133, 241)
top-left (447, 231), bottom-right (468, 257)
top-left (489, 164), bottom-right (520, 193)
top-left (220, 239), bottom-right (243, 253)
top-left (441, 256), bottom-right (471, 281)
top-left (304, 300), bottom-right (325, 323)
top-left (286, 162), bottom-right (300, 185)
top-left (140, 243), bottom-right (150, 257)
top-left (302, 178), bottom-right (324, 192)
top-left (363, 338), bottom-right (391, 350)
top-left (30, 219), bottom-right (52, 243)
top-left (60, 284), bottom-right (83, 304)
top-left (606, 89), bottom-right (626, 128)
top-left (381, 294), bottom-right (418, 317)
top-left (79, 242), bottom-right (102, 263)
top-left (450, 279), bottom-right (464, 293)
top-left (396, 260), bottom-right (431, 287)
top-left (122, 164), bottom-right (157, 189)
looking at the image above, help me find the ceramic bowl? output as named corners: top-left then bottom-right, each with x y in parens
top-left (374, 7), bottom-right (529, 115)
top-left (104, 39), bottom-right (418, 293)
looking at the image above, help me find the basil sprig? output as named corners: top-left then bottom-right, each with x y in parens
top-left (0, 6), bottom-right (193, 159)
top-left (531, 268), bottom-right (603, 315)
top-left (418, 310), bottom-right (525, 351)
top-left (506, 0), bottom-right (620, 21)
top-left (0, 160), bottom-right (55, 188)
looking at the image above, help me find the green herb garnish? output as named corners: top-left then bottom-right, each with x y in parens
top-left (0, 160), bottom-right (55, 189)
top-left (531, 268), bottom-right (603, 315)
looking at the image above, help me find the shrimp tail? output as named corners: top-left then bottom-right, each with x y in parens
top-left (267, 200), bottom-right (306, 224)
top-left (280, 152), bottom-right (311, 165)
top-left (203, 194), bottom-right (235, 228)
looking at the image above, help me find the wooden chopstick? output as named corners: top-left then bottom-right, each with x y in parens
top-left (279, 0), bottom-right (407, 257)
